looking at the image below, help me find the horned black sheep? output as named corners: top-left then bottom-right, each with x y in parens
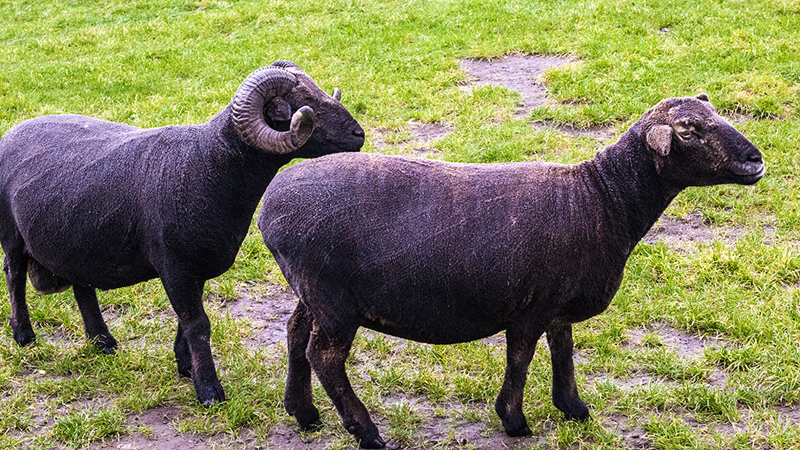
top-left (258, 94), bottom-right (764, 448)
top-left (0, 60), bottom-right (364, 406)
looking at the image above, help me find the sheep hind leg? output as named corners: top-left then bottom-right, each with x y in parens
top-left (306, 322), bottom-right (384, 449)
top-left (495, 321), bottom-right (543, 437)
top-left (546, 321), bottom-right (590, 421)
top-left (4, 252), bottom-right (35, 346)
top-left (284, 301), bottom-right (321, 430)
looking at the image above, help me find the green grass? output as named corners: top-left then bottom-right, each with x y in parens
top-left (1, 0), bottom-right (800, 448)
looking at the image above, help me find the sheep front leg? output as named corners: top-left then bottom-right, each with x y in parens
top-left (546, 321), bottom-right (590, 420)
top-left (306, 323), bottom-right (384, 449)
top-left (4, 253), bottom-right (36, 346)
top-left (73, 284), bottom-right (117, 354)
top-left (162, 275), bottom-right (225, 407)
top-left (495, 322), bottom-right (542, 437)
top-left (284, 302), bottom-right (321, 430)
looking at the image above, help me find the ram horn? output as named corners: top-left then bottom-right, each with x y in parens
top-left (231, 66), bottom-right (316, 154)
top-left (270, 60), bottom-right (303, 71)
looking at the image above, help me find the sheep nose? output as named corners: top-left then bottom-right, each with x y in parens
top-left (353, 128), bottom-right (365, 138)
top-left (747, 153), bottom-right (763, 163)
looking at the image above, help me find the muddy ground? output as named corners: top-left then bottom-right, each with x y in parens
top-left (77, 56), bottom-right (789, 449)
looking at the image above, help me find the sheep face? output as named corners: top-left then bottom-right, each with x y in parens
top-left (265, 65), bottom-right (365, 158)
top-left (644, 94), bottom-right (765, 188)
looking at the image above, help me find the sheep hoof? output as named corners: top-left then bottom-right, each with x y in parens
top-left (358, 437), bottom-right (386, 449)
top-left (301, 419), bottom-right (323, 432)
top-left (566, 410), bottom-right (592, 422)
top-left (92, 336), bottom-right (118, 355)
top-left (504, 424), bottom-right (532, 437)
top-left (197, 383), bottom-right (226, 408)
top-left (499, 412), bottom-right (532, 437)
top-left (13, 328), bottom-right (36, 347)
top-left (295, 411), bottom-right (322, 431)
top-left (200, 395), bottom-right (225, 408)
top-left (562, 402), bottom-right (591, 422)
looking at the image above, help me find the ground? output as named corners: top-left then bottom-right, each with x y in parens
top-left (16, 56), bottom-right (792, 450)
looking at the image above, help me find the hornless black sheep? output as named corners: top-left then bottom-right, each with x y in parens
top-left (257, 94), bottom-right (764, 448)
top-left (0, 60), bottom-right (364, 406)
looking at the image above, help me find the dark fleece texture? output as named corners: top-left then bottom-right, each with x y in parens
top-left (0, 65), bottom-right (365, 407)
top-left (257, 95), bottom-right (764, 448)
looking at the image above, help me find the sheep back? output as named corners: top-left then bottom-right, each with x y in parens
top-left (259, 153), bottom-right (625, 344)
top-left (0, 112), bottom-right (257, 289)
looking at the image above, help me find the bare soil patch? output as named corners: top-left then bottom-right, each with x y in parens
top-left (643, 210), bottom-right (774, 250)
top-left (586, 321), bottom-right (735, 428)
top-left (460, 55), bottom-right (617, 141)
top-left (222, 282), bottom-right (297, 352)
top-left (372, 120), bottom-right (451, 157)
top-left (372, 55), bottom-right (618, 154)
top-left (626, 323), bottom-right (730, 361)
top-left (460, 55), bottom-right (573, 118)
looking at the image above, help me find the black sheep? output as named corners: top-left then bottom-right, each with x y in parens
top-left (0, 61), bottom-right (364, 406)
top-left (257, 94), bottom-right (764, 448)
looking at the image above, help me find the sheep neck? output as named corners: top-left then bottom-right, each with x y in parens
top-left (203, 105), bottom-right (294, 193)
top-left (585, 126), bottom-right (682, 250)
top-left (183, 107), bottom-right (293, 252)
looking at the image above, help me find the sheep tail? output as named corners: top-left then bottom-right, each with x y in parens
top-left (27, 258), bottom-right (71, 294)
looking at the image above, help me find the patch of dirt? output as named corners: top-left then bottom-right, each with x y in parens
top-left (643, 211), bottom-right (715, 247)
top-left (460, 55), bottom-right (573, 118)
top-left (372, 120), bottom-right (451, 157)
top-left (604, 413), bottom-right (651, 449)
top-left (376, 393), bottom-right (536, 449)
top-left (89, 407), bottom-right (204, 450)
top-left (372, 54), bottom-right (619, 156)
top-left (585, 323), bottom-right (733, 396)
top-left (459, 55), bottom-right (617, 141)
top-left (407, 120), bottom-right (453, 143)
top-left (776, 405), bottom-right (800, 424)
top-left (589, 371), bottom-right (677, 391)
top-left (530, 121), bottom-right (618, 141)
top-left (643, 210), bottom-right (775, 250)
top-left (223, 283), bottom-right (297, 351)
top-left (626, 323), bottom-right (730, 361)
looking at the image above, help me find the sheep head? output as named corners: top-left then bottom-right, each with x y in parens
top-left (231, 61), bottom-right (365, 155)
top-left (642, 94), bottom-right (765, 187)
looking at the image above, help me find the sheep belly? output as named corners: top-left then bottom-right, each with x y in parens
top-left (17, 196), bottom-right (158, 290)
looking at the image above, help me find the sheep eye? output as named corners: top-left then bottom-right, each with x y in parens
top-left (677, 130), bottom-right (694, 140)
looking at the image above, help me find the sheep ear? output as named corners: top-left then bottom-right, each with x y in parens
top-left (646, 125), bottom-right (673, 156)
top-left (696, 93), bottom-right (710, 102)
top-left (265, 97), bottom-right (292, 122)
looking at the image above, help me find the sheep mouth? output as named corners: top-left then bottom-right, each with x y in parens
top-left (730, 162), bottom-right (766, 183)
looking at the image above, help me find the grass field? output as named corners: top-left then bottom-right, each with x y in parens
top-left (1, 0), bottom-right (800, 448)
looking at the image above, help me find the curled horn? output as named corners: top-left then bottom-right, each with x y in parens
top-left (271, 60), bottom-right (303, 71)
top-left (230, 66), bottom-right (316, 154)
